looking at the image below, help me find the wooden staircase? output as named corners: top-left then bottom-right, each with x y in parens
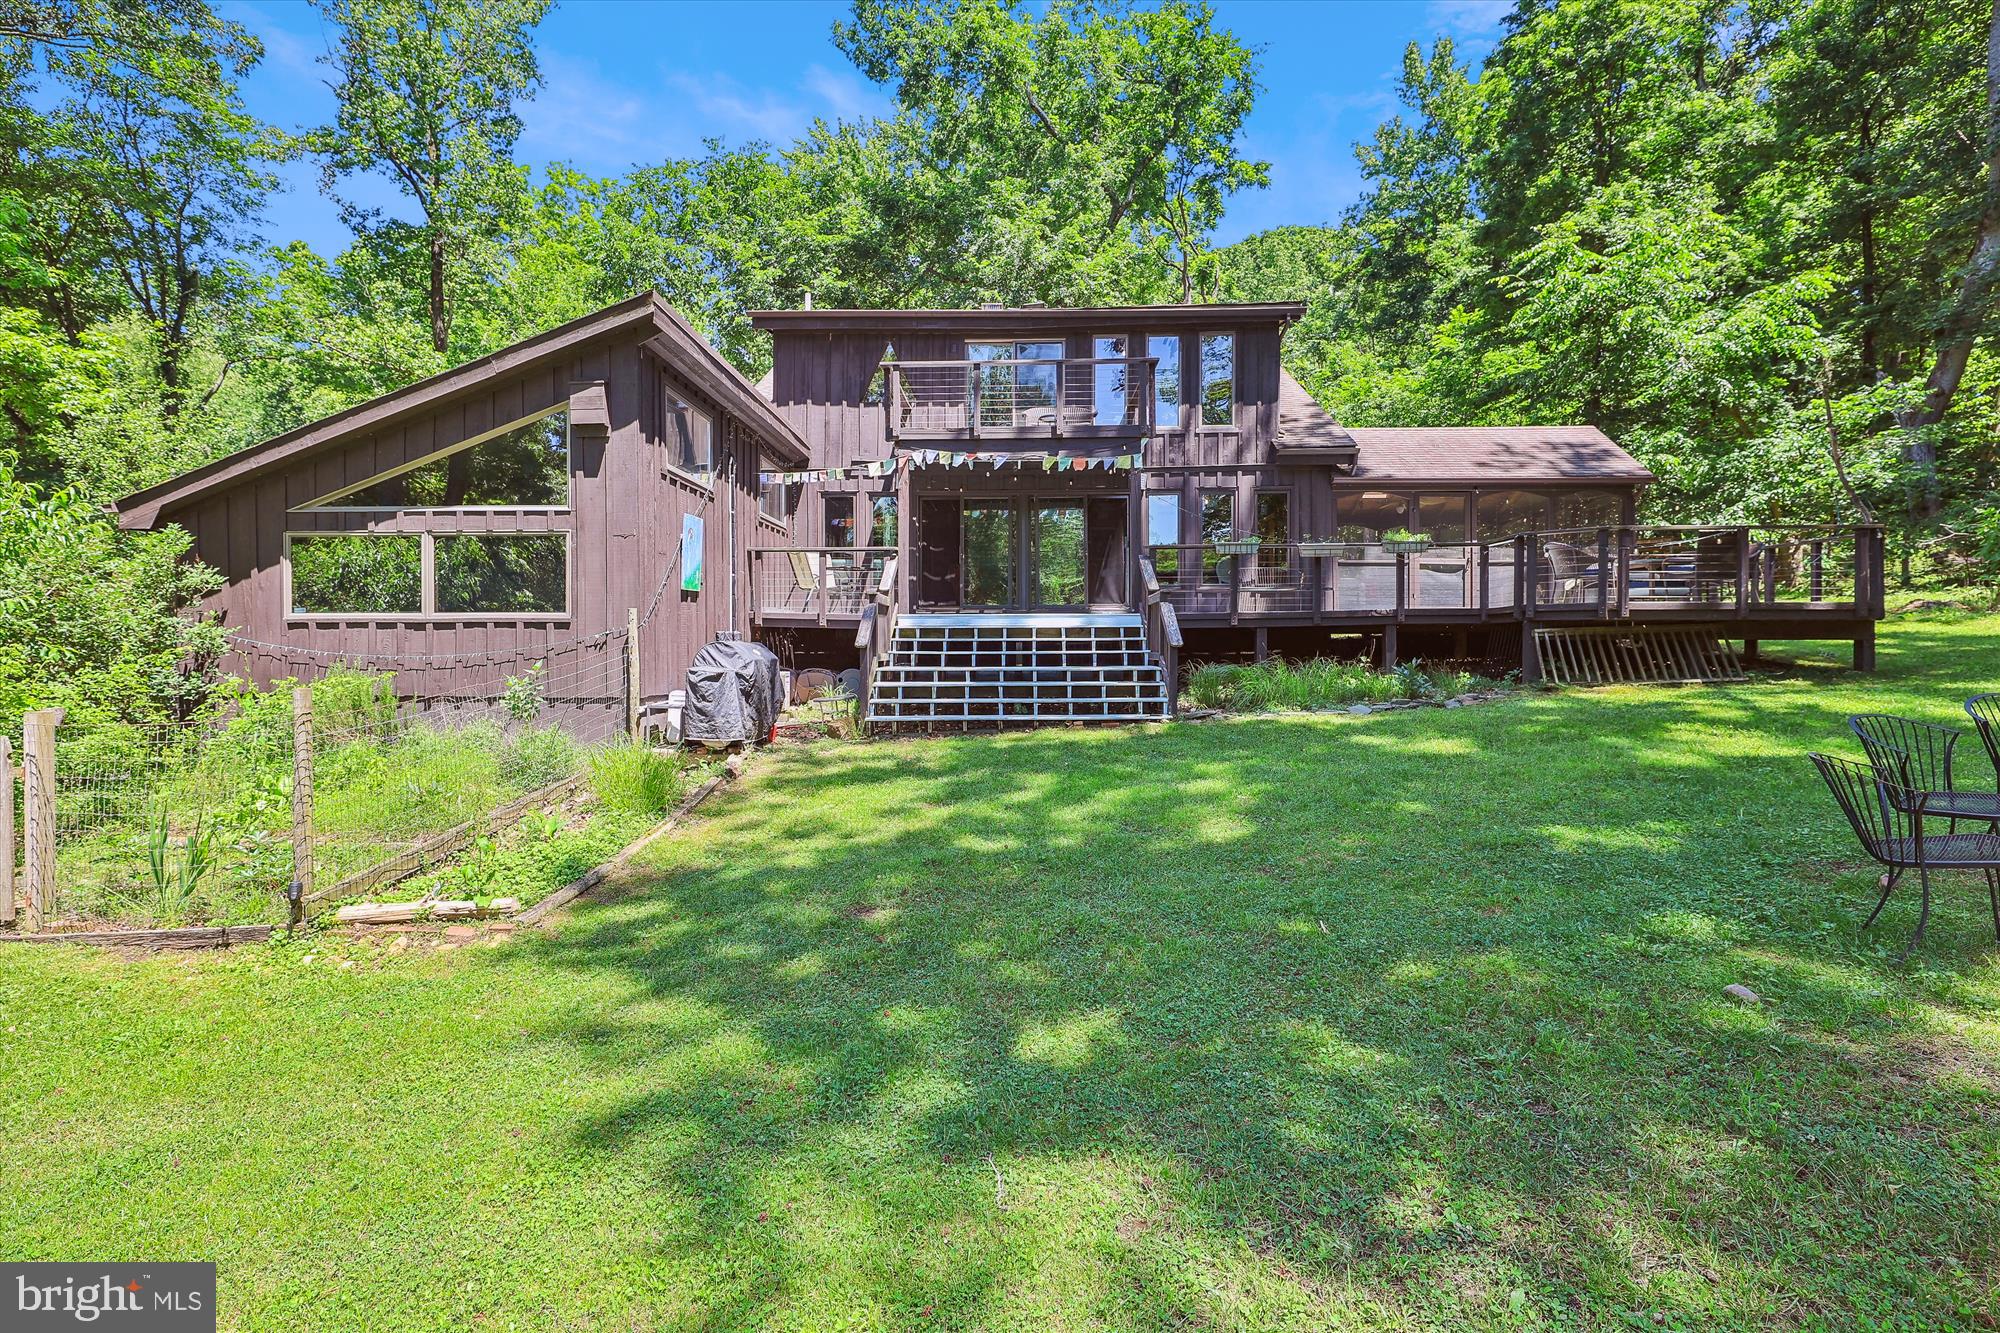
top-left (864, 614), bottom-right (1171, 730)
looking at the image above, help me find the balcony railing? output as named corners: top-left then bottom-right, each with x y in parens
top-left (1148, 525), bottom-right (1884, 622)
top-left (751, 547), bottom-right (895, 624)
top-left (884, 356), bottom-right (1156, 441)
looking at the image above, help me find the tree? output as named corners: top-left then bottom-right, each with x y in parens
top-left (310, 0), bottom-right (550, 356)
top-left (833, 0), bottom-right (1267, 301)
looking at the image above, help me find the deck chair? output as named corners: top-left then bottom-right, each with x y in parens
top-left (1968, 694), bottom-right (2000, 781)
top-left (1810, 752), bottom-right (2000, 961)
top-left (1849, 714), bottom-right (2000, 827)
top-left (1540, 540), bottom-right (1590, 603)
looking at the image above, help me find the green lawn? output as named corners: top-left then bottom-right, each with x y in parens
top-left (5, 614), bottom-right (2000, 1330)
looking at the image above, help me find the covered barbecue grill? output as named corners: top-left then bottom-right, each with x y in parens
top-left (681, 637), bottom-right (782, 744)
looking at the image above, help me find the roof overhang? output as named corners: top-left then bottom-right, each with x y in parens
top-left (749, 302), bottom-right (1307, 334)
top-left (116, 293), bottom-right (806, 529)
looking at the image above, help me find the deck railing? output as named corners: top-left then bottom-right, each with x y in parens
top-left (750, 547), bottom-right (896, 624)
top-left (1149, 524), bottom-right (1883, 622)
top-left (884, 356), bottom-right (1157, 440)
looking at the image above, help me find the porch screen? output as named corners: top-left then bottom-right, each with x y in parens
top-left (1145, 492), bottom-right (1182, 576)
top-left (1476, 491), bottom-right (1551, 541)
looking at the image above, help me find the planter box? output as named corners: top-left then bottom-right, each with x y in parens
top-left (1211, 538), bottom-right (1262, 556)
top-left (1298, 541), bottom-right (1348, 559)
top-left (1382, 538), bottom-right (1433, 556)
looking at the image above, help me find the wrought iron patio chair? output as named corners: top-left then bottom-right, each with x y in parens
top-left (1848, 714), bottom-right (2000, 828)
top-left (1809, 752), bottom-right (2000, 962)
top-left (1968, 694), bottom-right (2000, 782)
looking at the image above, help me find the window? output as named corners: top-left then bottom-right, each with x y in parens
top-left (1476, 491), bottom-right (1551, 542)
top-left (870, 494), bottom-right (898, 547)
top-left (1146, 491), bottom-right (1183, 577)
top-left (1199, 333), bottom-right (1234, 427)
top-left (1338, 491), bottom-right (1413, 544)
top-left (968, 340), bottom-right (1064, 426)
top-left (288, 535), bottom-right (421, 615)
top-left (311, 410), bottom-right (568, 510)
top-left (666, 394), bottom-right (715, 481)
top-left (823, 493), bottom-right (855, 548)
top-left (865, 342), bottom-right (896, 406)
top-left (1093, 334), bottom-right (1134, 426)
top-left (1256, 490), bottom-right (1290, 580)
top-left (287, 531), bottom-right (568, 618)
top-left (1149, 334), bottom-right (1182, 428)
top-left (759, 475), bottom-right (792, 525)
top-left (435, 534), bottom-right (568, 614)
top-left (1200, 488), bottom-right (1234, 581)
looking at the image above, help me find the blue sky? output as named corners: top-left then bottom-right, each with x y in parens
top-left (218, 0), bottom-right (1509, 255)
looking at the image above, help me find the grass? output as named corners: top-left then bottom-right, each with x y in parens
top-left (4, 612), bottom-right (2000, 1329)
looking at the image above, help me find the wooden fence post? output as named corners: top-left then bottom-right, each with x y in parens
top-left (22, 709), bottom-right (57, 932)
top-left (290, 686), bottom-right (313, 925)
top-left (626, 607), bottom-right (642, 742)
top-left (0, 734), bottom-right (13, 928)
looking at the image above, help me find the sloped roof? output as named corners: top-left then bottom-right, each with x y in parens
top-left (116, 293), bottom-right (808, 530)
top-left (1343, 425), bottom-right (1653, 485)
top-left (1273, 370), bottom-right (1357, 459)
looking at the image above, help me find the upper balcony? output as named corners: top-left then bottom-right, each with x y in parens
top-left (884, 355), bottom-right (1157, 443)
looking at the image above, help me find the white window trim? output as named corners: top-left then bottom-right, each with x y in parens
top-left (296, 406), bottom-right (573, 513)
top-left (283, 529), bottom-right (572, 622)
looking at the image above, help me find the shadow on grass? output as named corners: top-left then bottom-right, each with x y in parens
top-left (506, 613), bottom-right (2000, 1326)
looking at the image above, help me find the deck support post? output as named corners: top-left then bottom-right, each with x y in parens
top-left (1519, 619), bottom-right (1542, 684)
top-left (1741, 638), bottom-right (1760, 664)
top-left (1854, 621), bottom-right (1876, 672)
top-left (1253, 626), bottom-right (1269, 662)
top-left (1381, 622), bottom-right (1399, 670)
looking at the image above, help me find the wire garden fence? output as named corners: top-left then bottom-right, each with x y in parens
top-left (7, 628), bottom-right (656, 932)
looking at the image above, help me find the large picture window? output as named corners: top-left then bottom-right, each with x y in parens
top-left (288, 535), bottom-right (422, 615)
top-left (1149, 334), bottom-right (1182, 428)
top-left (286, 531), bottom-right (567, 618)
top-left (435, 534), bottom-right (567, 614)
top-left (312, 410), bottom-right (568, 510)
top-left (1199, 333), bottom-right (1234, 427)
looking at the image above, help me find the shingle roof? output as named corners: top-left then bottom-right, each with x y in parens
top-left (1273, 370), bottom-right (1357, 457)
top-left (1343, 425), bottom-right (1653, 484)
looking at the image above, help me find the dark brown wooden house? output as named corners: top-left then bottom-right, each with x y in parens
top-left (117, 293), bottom-right (1883, 734)
top-left (747, 301), bottom-right (1883, 727)
top-left (114, 294), bottom-right (808, 713)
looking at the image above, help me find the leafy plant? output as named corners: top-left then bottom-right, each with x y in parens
top-left (144, 809), bottom-right (222, 926)
top-left (501, 661), bottom-right (546, 725)
top-left (1183, 657), bottom-right (1507, 712)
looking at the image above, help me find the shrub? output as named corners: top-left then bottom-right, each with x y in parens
top-left (1183, 657), bottom-right (1508, 712)
top-left (502, 724), bottom-right (581, 789)
top-left (587, 743), bottom-right (682, 816)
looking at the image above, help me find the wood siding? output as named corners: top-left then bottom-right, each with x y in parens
top-left (169, 327), bottom-right (786, 702)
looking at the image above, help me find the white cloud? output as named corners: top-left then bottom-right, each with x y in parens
top-left (1425, 0), bottom-right (1511, 42)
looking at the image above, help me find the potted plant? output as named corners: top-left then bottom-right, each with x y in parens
top-left (1298, 534), bottom-right (1347, 558)
top-left (1381, 527), bottom-right (1433, 555)
top-left (1210, 532), bottom-right (1263, 556)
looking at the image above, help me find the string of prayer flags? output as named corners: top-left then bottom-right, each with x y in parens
top-left (759, 450), bottom-right (1143, 487)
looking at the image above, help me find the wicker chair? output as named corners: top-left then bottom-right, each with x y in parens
top-left (1810, 752), bottom-right (2000, 961)
top-left (1848, 714), bottom-right (2000, 826)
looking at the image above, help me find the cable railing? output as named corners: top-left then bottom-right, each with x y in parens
top-left (1146, 524), bottom-right (1883, 622)
top-left (750, 547), bottom-right (895, 623)
top-left (884, 357), bottom-right (1157, 439)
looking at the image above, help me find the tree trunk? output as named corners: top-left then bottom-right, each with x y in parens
top-left (428, 227), bottom-right (448, 355)
top-left (1895, 0), bottom-right (2000, 519)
